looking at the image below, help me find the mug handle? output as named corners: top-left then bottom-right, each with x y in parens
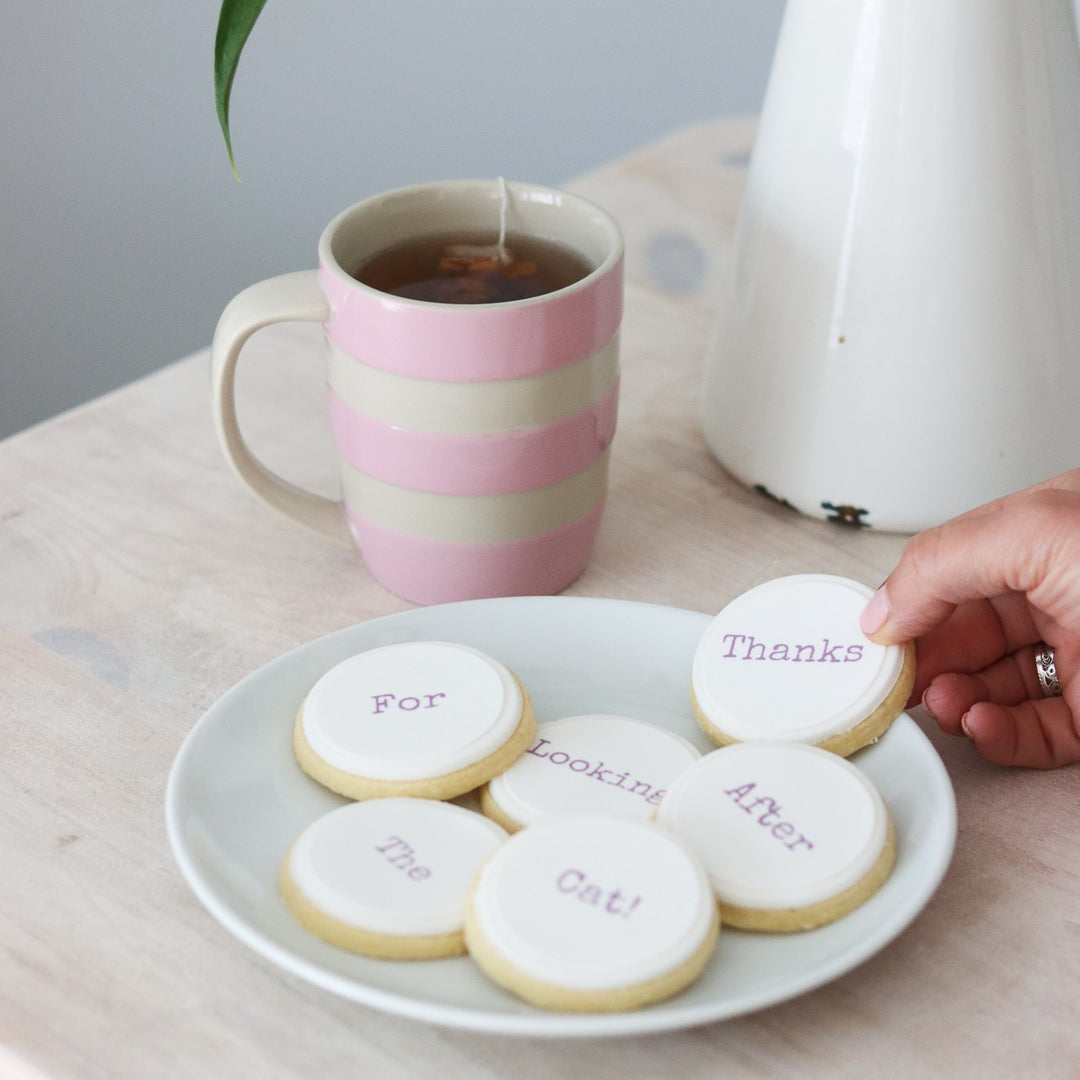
top-left (210, 270), bottom-right (354, 547)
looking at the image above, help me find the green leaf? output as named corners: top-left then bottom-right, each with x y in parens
top-left (214, 0), bottom-right (269, 179)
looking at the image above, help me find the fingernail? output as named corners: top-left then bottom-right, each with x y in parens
top-left (860, 585), bottom-right (890, 636)
top-left (961, 711), bottom-right (974, 738)
top-left (921, 687), bottom-right (938, 720)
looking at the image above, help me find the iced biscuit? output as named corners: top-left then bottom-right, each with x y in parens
top-left (280, 797), bottom-right (507, 959)
top-left (656, 741), bottom-right (895, 932)
top-left (294, 640), bottom-right (535, 800)
top-left (691, 574), bottom-right (915, 756)
top-left (480, 713), bottom-right (701, 832)
top-left (464, 816), bottom-right (718, 1012)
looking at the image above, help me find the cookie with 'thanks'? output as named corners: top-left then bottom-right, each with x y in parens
top-left (691, 574), bottom-right (915, 756)
top-left (280, 797), bottom-right (507, 959)
top-left (479, 714), bottom-right (701, 832)
top-left (464, 816), bottom-right (718, 1012)
top-left (294, 640), bottom-right (535, 800)
top-left (656, 742), bottom-right (895, 932)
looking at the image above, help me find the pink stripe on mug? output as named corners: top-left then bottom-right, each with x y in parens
top-left (344, 501), bottom-right (607, 606)
top-left (327, 383), bottom-right (618, 496)
top-left (319, 260), bottom-right (623, 382)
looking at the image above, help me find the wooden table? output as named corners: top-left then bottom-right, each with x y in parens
top-left (2, 119), bottom-right (1076, 1079)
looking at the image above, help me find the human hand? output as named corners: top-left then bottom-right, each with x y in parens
top-left (859, 470), bottom-right (1080, 769)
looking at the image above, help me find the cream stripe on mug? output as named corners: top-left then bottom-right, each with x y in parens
top-left (326, 335), bottom-right (619, 435)
top-left (340, 452), bottom-right (610, 543)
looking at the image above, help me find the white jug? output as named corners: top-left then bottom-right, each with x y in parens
top-left (701, 0), bottom-right (1080, 532)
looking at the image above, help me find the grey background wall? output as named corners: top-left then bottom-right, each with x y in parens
top-left (0, 0), bottom-right (785, 440)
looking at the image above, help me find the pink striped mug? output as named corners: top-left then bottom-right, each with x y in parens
top-left (210, 179), bottom-right (623, 604)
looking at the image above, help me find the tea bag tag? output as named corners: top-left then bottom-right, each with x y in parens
top-left (439, 179), bottom-right (537, 288)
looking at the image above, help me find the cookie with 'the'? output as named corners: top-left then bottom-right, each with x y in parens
top-left (480, 714), bottom-right (702, 832)
top-left (656, 742), bottom-right (895, 932)
top-left (690, 574), bottom-right (915, 756)
top-left (294, 640), bottom-right (535, 800)
top-left (280, 797), bottom-right (508, 959)
top-left (464, 816), bottom-right (719, 1012)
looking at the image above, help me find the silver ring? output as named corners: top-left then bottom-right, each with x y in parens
top-left (1034, 644), bottom-right (1063, 698)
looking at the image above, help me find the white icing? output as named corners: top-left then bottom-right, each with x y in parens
top-left (301, 641), bottom-right (522, 780)
top-left (485, 714), bottom-right (701, 826)
top-left (691, 574), bottom-right (905, 743)
top-left (655, 742), bottom-right (889, 910)
top-left (287, 797), bottom-right (507, 935)
top-left (469, 816), bottom-right (716, 990)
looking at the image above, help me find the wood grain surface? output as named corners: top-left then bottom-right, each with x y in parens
top-left (0, 118), bottom-right (1075, 1080)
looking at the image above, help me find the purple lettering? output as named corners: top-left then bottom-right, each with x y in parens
top-left (724, 781), bottom-right (814, 853)
top-left (717, 635), bottom-right (865, 663)
top-left (743, 636), bottom-right (767, 661)
top-left (725, 781), bottom-right (757, 807)
top-left (586, 760), bottom-right (614, 784)
top-left (721, 633), bottom-right (747, 658)
top-left (580, 884), bottom-right (603, 906)
top-left (816, 638), bottom-right (842, 663)
top-left (526, 737), bottom-right (552, 759)
top-left (526, 747), bottom-right (661, 802)
top-left (375, 836), bottom-right (407, 854)
top-left (605, 887), bottom-right (627, 915)
top-left (746, 795), bottom-right (782, 827)
top-left (556, 868), bottom-right (585, 893)
top-left (555, 869), bottom-right (642, 918)
top-left (374, 835), bottom-right (432, 874)
top-left (371, 692), bottom-right (447, 714)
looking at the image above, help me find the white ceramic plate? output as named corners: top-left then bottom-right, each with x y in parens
top-left (166, 596), bottom-right (956, 1037)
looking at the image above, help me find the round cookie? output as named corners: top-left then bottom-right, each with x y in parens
top-left (294, 640), bottom-right (535, 800)
top-left (480, 714), bottom-right (702, 832)
top-left (464, 816), bottom-right (719, 1012)
top-left (280, 797), bottom-right (508, 959)
top-left (690, 574), bottom-right (915, 756)
top-left (655, 742), bottom-right (895, 932)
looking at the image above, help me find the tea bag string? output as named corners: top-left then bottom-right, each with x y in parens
top-left (441, 178), bottom-right (522, 273)
top-left (497, 176), bottom-right (510, 264)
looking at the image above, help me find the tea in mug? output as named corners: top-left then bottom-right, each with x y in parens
top-left (351, 231), bottom-right (592, 304)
